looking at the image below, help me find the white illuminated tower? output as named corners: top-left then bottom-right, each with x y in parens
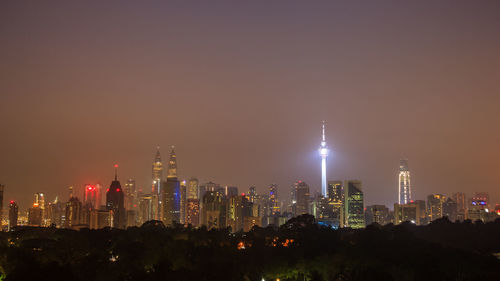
top-left (398, 159), bottom-right (411, 204)
top-left (319, 121), bottom-right (329, 197)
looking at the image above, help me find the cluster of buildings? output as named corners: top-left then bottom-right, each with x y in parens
top-left (1, 123), bottom-right (499, 232)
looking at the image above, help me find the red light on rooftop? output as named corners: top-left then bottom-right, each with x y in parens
top-left (10, 200), bottom-right (14, 204)
top-left (114, 164), bottom-right (118, 168)
top-left (242, 193), bottom-right (245, 196)
top-left (106, 188), bottom-right (110, 192)
top-left (116, 188), bottom-right (120, 192)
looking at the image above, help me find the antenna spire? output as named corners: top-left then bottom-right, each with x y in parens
top-left (322, 120), bottom-right (326, 143)
top-left (114, 164), bottom-right (118, 181)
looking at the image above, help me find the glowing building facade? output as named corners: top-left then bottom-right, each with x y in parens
top-left (319, 121), bottom-right (329, 197)
top-left (161, 146), bottom-right (181, 225)
top-left (187, 177), bottom-right (198, 199)
top-left (398, 159), bottom-right (411, 204)
top-left (269, 184), bottom-right (280, 215)
top-left (427, 194), bottom-right (445, 222)
top-left (344, 180), bottom-right (365, 229)
top-left (152, 147), bottom-right (163, 220)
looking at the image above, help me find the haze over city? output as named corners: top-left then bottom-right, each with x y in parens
top-left (1, 1), bottom-right (499, 209)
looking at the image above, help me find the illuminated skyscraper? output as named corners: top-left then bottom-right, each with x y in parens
top-left (187, 177), bottom-right (199, 199)
top-left (152, 147), bottom-right (162, 220)
top-left (28, 202), bottom-right (42, 226)
top-left (398, 159), bottom-right (411, 204)
top-left (327, 180), bottom-right (343, 227)
top-left (201, 190), bottom-right (225, 229)
top-left (65, 196), bottom-right (82, 228)
top-left (185, 199), bottom-right (200, 227)
top-left (292, 181), bottom-right (310, 217)
top-left (8, 200), bottom-right (18, 231)
top-left (319, 121), bottom-right (329, 197)
top-left (427, 194), bottom-right (445, 222)
top-left (152, 146), bottom-right (163, 193)
top-left (161, 146), bottom-right (181, 225)
top-left (106, 165), bottom-right (126, 228)
top-left (124, 178), bottom-right (136, 210)
top-left (84, 184), bottom-right (99, 209)
top-left (248, 186), bottom-right (257, 203)
top-left (180, 180), bottom-right (187, 224)
top-left (137, 194), bottom-right (153, 225)
top-left (269, 184), bottom-right (280, 215)
top-left (344, 180), bottom-right (365, 229)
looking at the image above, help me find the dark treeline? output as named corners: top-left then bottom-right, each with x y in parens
top-left (1, 216), bottom-right (499, 281)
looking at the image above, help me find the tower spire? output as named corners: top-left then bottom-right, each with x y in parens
top-left (167, 145), bottom-right (177, 178)
top-left (114, 164), bottom-right (118, 181)
top-left (155, 146), bottom-right (161, 162)
top-left (322, 120), bottom-right (326, 143)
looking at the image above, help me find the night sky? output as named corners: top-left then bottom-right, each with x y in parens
top-left (1, 1), bottom-right (499, 209)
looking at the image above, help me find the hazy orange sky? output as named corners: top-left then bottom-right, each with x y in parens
top-left (1, 1), bottom-right (499, 209)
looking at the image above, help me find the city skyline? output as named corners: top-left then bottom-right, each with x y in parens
top-left (1, 1), bottom-right (500, 209)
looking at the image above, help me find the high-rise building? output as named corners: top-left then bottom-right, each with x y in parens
top-left (84, 184), bottom-right (99, 210)
top-left (124, 179), bottom-right (136, 210)
top-left (185, 199), bottom-right (200, 227)
top-left (468, 194), bottom-right (490, 222)
top-left (8, 200), bottom-right (18, 231)
top-left (48, 198), bottom-right (65, 227)
top-left (187, 177), bottom-right (199, 199)
top-left (398, 160), bottom-right (411, 204)
top-left (394, 202), bottom-right (424, 225)
top-left (161, 146), bottom-right (181, 225)
top-left (152, 147), bottom-right (163, 220)
top-left (227, 194), bottom-right (256, 232)
top-left (452, 192), bottom-right (467, 221)
top-left (225, 186), bottom-right (239, 197)
top-left (414, 200), bottom-right (428, 225)
top-left (319, 121), bottom-right (329, 197)
top-left (201, 190), bottom-right (225, 229)
top-left (180, 180), bottom-right (187, 225)
top-left (106, 165), bottom-right (126, 228)
top-left (152, 146), bottom-right (163, 193)
top-left (292, 181), bottom-right (310, 217)
top-left (34, 192), bottom-right (46, 225)
top-left (442, 198), bottom-right (458, 222)
top-left (248, 186), bottom-right (257, 203)
top-left (328, 181), bottom-right (344, 226)
top-left (137, 194), bottom-right (153, 225)
top-left (269, 184), bottom-right (280, 215)
top-left (471, 192), bottom-right (490, 208)
top-left (254, 194), bottom-right (270, 225)
top-left (65, 196), bottom-right (82, 228)
top-left (344, 180), bottom-right (365, 229)
top-left (365, 205), bottom-right (390, 226)
top-left (427, 194), bottom-right (445, 222)
top-left (28, 203), bottom-right (43, 226)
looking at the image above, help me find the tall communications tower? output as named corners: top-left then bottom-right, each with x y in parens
top-left (319, 121), bottom-right (329, 197)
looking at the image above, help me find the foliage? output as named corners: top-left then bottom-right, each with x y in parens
top-left (1, 215), bottom-right (499, 281)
